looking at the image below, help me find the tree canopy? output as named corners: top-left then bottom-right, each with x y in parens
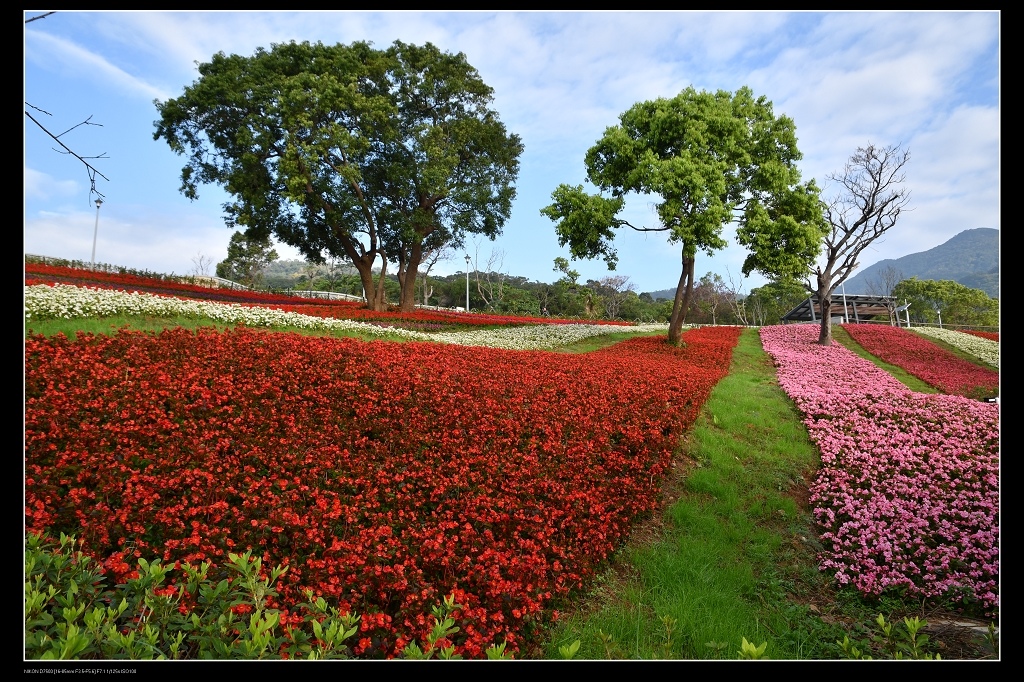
top-left (892, 277), bottom-right (998, 328)
top-left (745, 277), bottom-right (809, 326)
top-left (541, 86), bottom-right (825, 344)
top-left (154, 40), bottom-right (522, 311)
top-left (216, 231), bottom-right (279, 289)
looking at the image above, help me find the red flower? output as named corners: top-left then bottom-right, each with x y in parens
top-left (25, 324), bottom-right (741, 658)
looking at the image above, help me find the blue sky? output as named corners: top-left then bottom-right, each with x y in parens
top-left (24, 10), bottom-right (999, 295)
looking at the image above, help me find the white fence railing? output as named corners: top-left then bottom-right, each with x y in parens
top-left (287, 289), bottom-right (365, 302)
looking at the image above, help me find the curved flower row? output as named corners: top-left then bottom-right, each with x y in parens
top-left (427, 323), bottom-right (669, 350)
top-left (25, 283), bottom-right (668, 350)
top-left (25, 261), bottom-right (323, 307)
top-left (26, 263), bottom-right (634, 329)
top-left (963, 330), bottom-right (998, 342)
top-left (910, 327), bottom-right (999, 368)
top-left (760, 325), bottom-right (999, 612)
top-left (842, 324), bottom-right (998, 398)
top-left (25, 326), bottom-right (740, 657)
top-left (269, 303), bottom-right (634, 329)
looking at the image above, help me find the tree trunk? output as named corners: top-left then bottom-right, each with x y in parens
top-left (398, 240), bottom-right (424, 312)
top-left (352, 260), bottom-right (388, 312)
top-left (817, 294), bottom-right (833, 345)
top-left (395, 252), bottom-right (409, 308)
top-left (816, 277), bottom-right (834, 345)
top-left (668, 251), bottom-right (696, 345)
top-left (331, 224), bottom-right (388, 311)
top-left (374, 256), bottom-right (389, 309)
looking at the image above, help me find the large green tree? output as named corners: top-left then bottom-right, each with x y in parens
top-left (542, 86), bottom-right (825, 344)
top-left (154, 40), bottom-right (522, 311)
top-left (892, 277), bottom-right (998, 328)
top-left (745, 277), bottom-right (808, 325)
top-left (215, 230), bottom-right (279, 288)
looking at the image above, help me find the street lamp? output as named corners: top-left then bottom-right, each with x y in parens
top-left (464, 254), bottom-right (471, 313)
top-left (895, 301), bottom-right (911, 328)
top-left (90, 197), bottom-right (103, 271)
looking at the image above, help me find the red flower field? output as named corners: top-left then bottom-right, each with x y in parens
top-left (25, 325), bottom-right (740, 658)
top-left (842, 324), bottom-right (998, 398)
top-left (25, 262), bottom-right (631, 330)
top-left (963, 329), bottom-right (999, 342)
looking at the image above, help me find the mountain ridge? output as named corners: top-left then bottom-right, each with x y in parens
top-left (647, 228), bottom-right (998, 300)
top-left (842, 227), bottom-right (998, 298)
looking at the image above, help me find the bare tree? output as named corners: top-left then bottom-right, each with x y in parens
top-left (190, 252), bottom-right (214, 277)
top-left (723, 267), bottom-right (756, 326)
top-left (325, 254), bottom-right (343, 293)
top-left (419, 245), bottom-right (453, 306)
top-left (812, 143), bottom-right (911, 344)
top-left (472, 245), bottom-right (508, 311)
top-left (746, 294), bottom-right (768, 327)
top-left (535, 282), bottom-right (553, 314)
top-left (865, 264), bottom-right (905, 325)
top-left (596, 274), bottom-right (635, 319)
top-left (25, 12), bottom-right (109, 202)
top-left (300, 260), bottom-right (320, 289)
top-left (690, 272), bottom-right (729, 324)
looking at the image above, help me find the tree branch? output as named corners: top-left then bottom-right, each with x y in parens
top-left (622, 220), bottom-right (670, 233)
top-left (25, 109), bottom-right (109, 200)
top-left (25, 11), bottom-right (57, 23)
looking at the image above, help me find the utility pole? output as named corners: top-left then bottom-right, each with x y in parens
top-left (464, 253), bottom-right (471, 312)
top-left (90, 198), bottom-right (103, 270)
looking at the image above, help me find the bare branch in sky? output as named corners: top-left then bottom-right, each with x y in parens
top-left (25, 11), bottom-right (57, 24)
top-left (25, 11), bottom-right (108, 202)
top-left (25, 109), bottom-right (110, 201)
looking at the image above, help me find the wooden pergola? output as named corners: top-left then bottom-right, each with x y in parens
top-left (780, 293), bottom-right (902, 324)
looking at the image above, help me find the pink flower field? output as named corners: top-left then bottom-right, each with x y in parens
top-left (760, 325), bottom-right (999, 613)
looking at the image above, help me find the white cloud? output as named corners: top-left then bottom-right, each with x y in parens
top-left (25, 29), bottom-right (171, 101)
top-left (24, 167), bottom-right (79, 200)
top-left (909, 105), bottom-right (999, 190)
top-left (25, 203), bottom-right (308, 275)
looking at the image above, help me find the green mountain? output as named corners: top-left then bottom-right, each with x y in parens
top-left (646, 288), bottom-right (678, 302)
top-left (842, 228), bottom-right (999, 298)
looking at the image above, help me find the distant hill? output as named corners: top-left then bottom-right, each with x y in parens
top-left (646, 288), bottom-right (677, 301)
top-left (841, 228), bottom-right (998, 298)
top-left (639, 228), bottom-right (999, 301)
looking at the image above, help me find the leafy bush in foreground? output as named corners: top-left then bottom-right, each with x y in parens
top-left (26, 532), bottom-right (515, 660)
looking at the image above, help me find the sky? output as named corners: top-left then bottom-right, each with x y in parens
top-left (24, 10), bottom-right (1000, 295)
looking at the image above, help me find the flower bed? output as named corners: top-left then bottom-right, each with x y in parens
top-left (963, 330), bottom-right (998, 342)
top-left (25, 261), bottom-right (328, 307)
top-left (25, 325), bottom-right (740, 657)
top-left (842, 323), bottom-right (998, 398)
top-left (760, 325), bottom-right (998, 613)
top-left (25, 263), bottom-right (632, 329)
top-left (25, 283), bottom-right (666, 350)
top-left (911, 327), bottom-right (999, 368)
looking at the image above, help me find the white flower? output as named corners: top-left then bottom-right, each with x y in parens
top-left (25, 284), bottom-right (671, 350)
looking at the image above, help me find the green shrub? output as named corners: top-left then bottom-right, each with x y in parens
top-left (25, 532), bottom-right (511, 660)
